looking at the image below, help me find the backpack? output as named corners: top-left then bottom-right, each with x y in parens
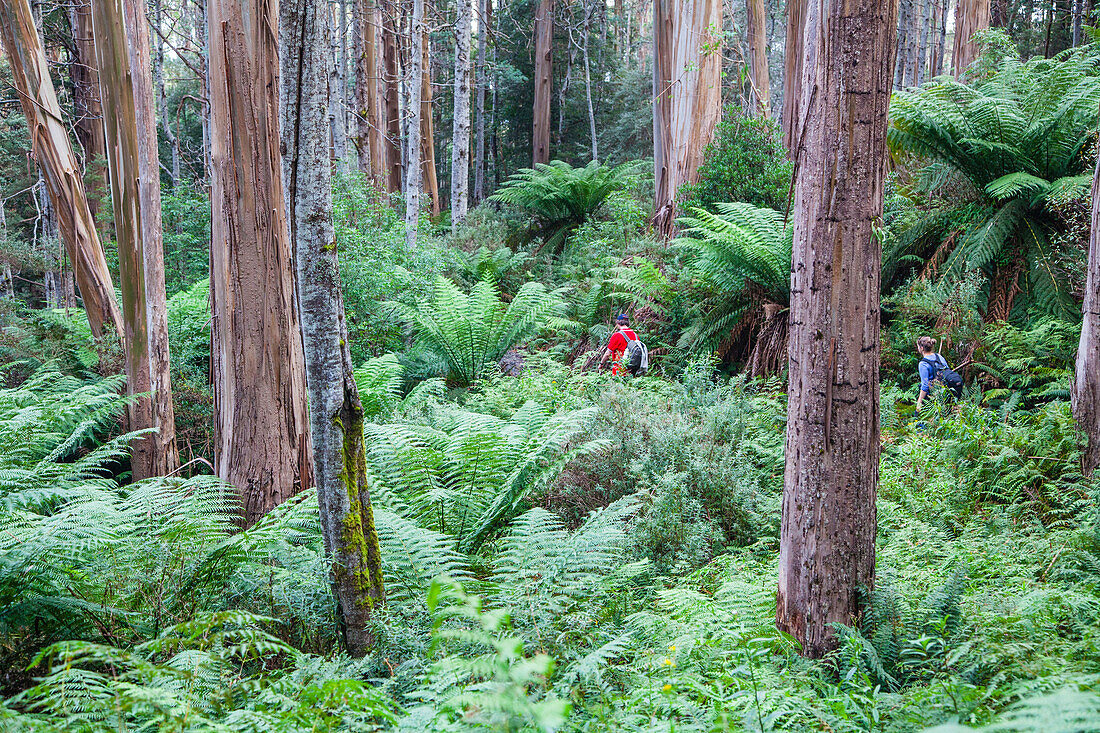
top-left (623, 333), bottom-right (649, 376)
top-left (922, 355), bottom-right (963, 397)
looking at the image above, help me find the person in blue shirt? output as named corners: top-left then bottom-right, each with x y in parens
top-left (915, 335), bottom-right (950, 413)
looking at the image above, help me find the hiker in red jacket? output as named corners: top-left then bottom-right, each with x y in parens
top-left (600, 314), bottom-right (637, 376)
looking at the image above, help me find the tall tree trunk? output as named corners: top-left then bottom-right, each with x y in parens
top-left (195, 0), bottom-right (212, 181)
top-left (777, 0), bottom-right (897, 659)
top-left (917, 0), bottom-right (931, 84)
top-left (746, 0), bottom-right (771, 116)
top-left (91, 0), bottom-right (180, 479)
top-left (451, 0), bottom-right (472, 228)
top-left (952, 0), bottom-right (991, 76)
top-left (782, 0), bottom-right (806, 153)
top-left (532, 0), bottom-right (553, 165)
top-left (330, 0), bottom-right (349, 166)
top-left (473, 0), bottom-right (489, 203)
top-left (356, 0), bottom-right (386, 184)
top-left (68, 0), bottom-right (108, 228)
top-left (931, 0), bottom-right (946, 75)
top-left (582, 0), bottom-right (598, 161)
top-left (420, 31), bottom-right (440, 217)
top-left (405, 0), bottom-right (425, 248)
top-left (992, 0), bottom-right (1009, 25)
top-left (1074, 143), bottom-right (1100, 476)
top-left (652, 0), bottom-right (723, 235)
top-left (895, 0), bottom-right (910, 88)
top-left (208, 0), bottom-right (313, 525)
top-left (381, 0), bottom-right (403, 193)
top-left (280, 0), bottom-right (385, 655)
top-left (0, 0), bottom-right (123, 344)
top-left (1073, 0), bottom-right (1083, 46)
top-left (152, 0), bottom-right (180, 187)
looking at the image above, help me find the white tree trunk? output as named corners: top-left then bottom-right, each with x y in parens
top-left (405, 0), bottom-right (424, 249)
top-left (451, 0), bottom-right (473, 229)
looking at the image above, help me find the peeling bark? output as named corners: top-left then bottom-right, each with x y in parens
top-left (0, 0), bottom-right (123, 345)
top-left (209, 0), bottom-right (313, 525)
top-left (652, 0), bottom-right (722, 235)
top-left (280, 0), bottom-right (385, 655)
top-left (777, 0), bottom-right (898, 659)
top-left (91, 0), bottom-right (180, 479)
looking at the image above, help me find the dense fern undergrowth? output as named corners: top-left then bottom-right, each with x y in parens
top-left (4, 39), bottom-right (1100, 733)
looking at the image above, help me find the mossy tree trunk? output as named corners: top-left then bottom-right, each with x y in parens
top-left (777, 0), bottom-right (898, 659)
top-left (0, 0), bottom-right (123, 346)
top-left (280, 0), bottom-right (385, 654)
top-left (209, 0), bottom-right (313, 525)
top-left (90, 0), bottom-right (179, 479)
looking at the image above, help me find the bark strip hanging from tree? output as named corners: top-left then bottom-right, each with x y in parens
top-left (0, 0), bottom-right (123, 345)
top-left (532, 0), bottom-right (553, 165)
top-left (209, 0), bottom-right (312, 525)
top-left (652, 0), bottom-right (723, 235)
top-left (280, 0), bottom-right (385, 655)
top-left (1074, 141), bottom-right (1100, 477)
top-left (777, 0), bottom-right (898, 659)
top-left (90, 0), bottom-right (180, 479)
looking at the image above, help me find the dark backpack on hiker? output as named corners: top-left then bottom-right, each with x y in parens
top-left (623, 333), bottom-right (649, 376)
top-left (922, 355), bottom-right (964, 398)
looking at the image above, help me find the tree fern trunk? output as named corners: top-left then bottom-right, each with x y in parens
top-left (777, 0), bottom-right (896, 659)
top-left (280, 0), bottom-right (385, 655)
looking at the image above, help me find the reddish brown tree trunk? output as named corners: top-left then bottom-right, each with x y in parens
top-left (532, 0), bottom-right (553, 165)
top-left (0, 0), bottom-right (123, 346)
top-left (1075, 141), bottom-right (1100, 477)
top-left (420, 37), bottom-right (440, 217)
top-left (952, 0), bottom-right (991, 76)
top-left (209, 0), bottom-right (313, 525)
top-left (356, 0), bottom-right (387, 185)
top-left (777, 0), bottom-right (898, 659)
top-left (91, 0), bottom-right (180, 479)
top-left (652, 0), bottom-right (723, 235)
top-left (381, 0), bottom-right (403, 193)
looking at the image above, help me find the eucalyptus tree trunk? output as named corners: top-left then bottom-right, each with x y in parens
top-left (582, 0), bottom-right (598, 161)
top-left (931, 0), bottom-right (946, 76)
top-left (420, 39), bottom-right (440, 218)
top-left (917, 0), bottom-right (931, 85)
top-left (777, 0), bottom-right (897, 659)
top-left (0, 0), bottom-right (123, 345)
top-left (208, 0), bottom-right (313, 525)
top-left (280, 0), bottom-right (385, 655)
top-left (473, 0), bottom-right (489, 203)
top-left (746, 0), bottom-right (770, 116)
top-left (382, 0), bottom-right (403, 193)
top-left (91, 0), bottom-right (180, 479)
top-left (1074, 147), bottom-right (1100, 476)
top-left (405, 0), bottom-right (425, 249)
top-left (652, 0), bottom-right (723, 235)
top-left (953, 0), bottom-right (990, 76)
top-left (330, 0), bottom-right (349, 167)
top-left (194, 0), bottom-right (212, 181)
top-left (356, 0), bottom-right (386, 184)
top-left (781, 0), bottom-right (805, 153)
top-left (896, 0), bottom-right (910, 88)
top-left (532, 0), bottom-right (553, 165)
top-left (68, 0), bottom-right (108, 227)
top-left (451, 0), bottom-right (473, 228)
top-left (152, 0), bottom-right (180, 187)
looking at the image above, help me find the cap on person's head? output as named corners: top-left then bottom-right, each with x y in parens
top-left (616, 313), bottom-right (629, 326)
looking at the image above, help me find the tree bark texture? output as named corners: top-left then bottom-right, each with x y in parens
top-left (0, 0), bottom-right (123, 345)
top-left (355, 0), bottom-right (387, 184)
top-left (931, 0), bottom-right (946, 76)
top-left (208, 0), bottom-right (313, 525)
top-left (952, 0), bottom-right (990, 76)
top-left (746, 0), bottom-right (770, 116)
top-left (777, 0), bottom-right (898, 659)
top-left (280, 0), bottom-right (385, 656)
top-left (153, 0), bottom-right (180, 186)
top-left (330, 0), bottom-right (349, 166)
top-left (895, 0), bottom-right (910, 88)
top-left (91, 0), bottom-right (180, 479)
top-left (420, 35), bottom-right (440, 217)
top-left (451, 0), bottom-right (472, 227)
top-left (404, 0), bottom-right (425, 248)
top-left (68, 0), bottom-right (108, 227)
top-left (473, 0), bottom-right (489, 203)
top-left (532, 0), bottom-right (553, 165)
top-left (1074, 147), bottom-right (1100, 477)
top-left (782, 0), bottom-right (805, 153)
top-left (381, 0), bottom-right (403, 193)
top-left (652, 0), bottom-right (722, 235)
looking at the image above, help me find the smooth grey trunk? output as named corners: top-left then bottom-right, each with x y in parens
top-left (1074, 143), bottom-right (1100, 477)
top-left (405, 0), bottom-right (424, 249)
top-left (776, 0), bottom-right (898, 659)
top-left (473, 0), bottom-right (489, 203)
top-left (279, 0), bottom-right (385, 656)
top-left (582, 0), bottom-right (598, 162)
top-left (451, 0), bottom-right (473, 229)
